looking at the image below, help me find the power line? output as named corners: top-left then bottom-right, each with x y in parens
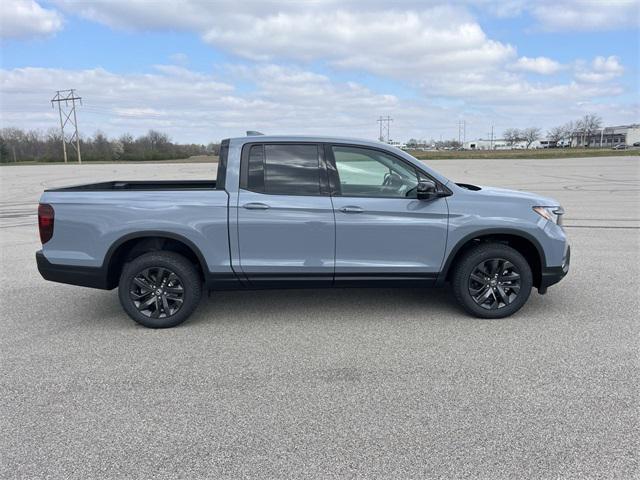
top-left (51, 89), bottom-right (82, 163)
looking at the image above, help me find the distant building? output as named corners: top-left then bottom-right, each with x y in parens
top-left (464, 139), bottom-right (509, 150)
top-left (387, 140), bottom-right (408, 149)
top-left (572, 124), bottom-right (640, 147)
top-left (463, 139), bottom-right (540, 150)
top-left (464, 124), bottom-right (639, 150)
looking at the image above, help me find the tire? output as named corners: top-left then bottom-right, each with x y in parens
top-left (451, 243), bottom-right (533, 319)
top-left (118, 251), bottom-right (202, 328)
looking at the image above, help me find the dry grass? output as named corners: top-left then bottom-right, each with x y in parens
top-left (408, 148), bottom-right (638, 160)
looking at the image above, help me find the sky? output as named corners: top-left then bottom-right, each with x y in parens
top-left (1, 0), bottom-right (639, 144)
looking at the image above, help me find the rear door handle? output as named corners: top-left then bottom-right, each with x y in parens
top-left (339, 206), bottom-right (363, 214)
top-left (242, 202), bottom-right (270, 210)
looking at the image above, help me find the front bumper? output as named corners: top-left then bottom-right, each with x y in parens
top-left (538, 245), bottom-right (570, 294)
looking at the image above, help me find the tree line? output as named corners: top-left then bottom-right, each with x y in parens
top-left (0, 128), bottom-right (220, 163)
top-left (403, 114), bottom-right (605, 151)
top-left (503, 114), bottom-right (603, 148)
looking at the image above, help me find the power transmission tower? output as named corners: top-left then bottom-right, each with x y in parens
top-left (458, 120), bottom-right (466, 145)
top-left (487, 124), bottom-right (495, 150)
top-left (377, 115), bottom-right (393, 143)
top-left (51, 89), bottom-right (83, 163)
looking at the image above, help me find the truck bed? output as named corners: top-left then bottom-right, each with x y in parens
top-left (46, 180), bottom-right (217, 192)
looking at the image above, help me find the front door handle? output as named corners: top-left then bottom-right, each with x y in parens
top-left (243, 202), bottom-right (270, 210)
top-left (339, 206), bottom-right (363, 214)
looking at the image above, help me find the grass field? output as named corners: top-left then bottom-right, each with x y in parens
top-left (408, 147), bottom-right (639, 160)
top-left (1, 148), bottom-right (638, 166)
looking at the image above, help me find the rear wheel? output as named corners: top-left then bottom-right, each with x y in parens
top-left (118, 251), bottom-right (202, 328)
top-left (452, 243), bottom-right (532, 319)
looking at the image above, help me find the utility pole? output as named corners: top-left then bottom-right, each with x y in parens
top-left (487, 124), bottom-right (494, 150)
top-left (51, 89), bottom-right (82, 163)
top-left (458, 120), bottom-right (466, 146)
top-left (377, 115), bottom-right (393, 143)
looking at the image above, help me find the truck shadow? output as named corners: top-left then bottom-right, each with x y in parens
top-left (188, 286), bottom-right (462, 327)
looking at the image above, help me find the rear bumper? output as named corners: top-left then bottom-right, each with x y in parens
top-left (539, 245), bottom-right (570, 293)
top-left (36, 251), bottom-right (111, 290)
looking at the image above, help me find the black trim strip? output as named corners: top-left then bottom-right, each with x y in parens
top-left (539, 245), bottom-right (570, 293)
top-left (46, 180), bottom-right (217, 192)
top-left (216, 139), bottom-right (229, 191)
top-left (242, 271), bottom-right (438, 289)
top-left (436, 228), bottom-right (548, 286)
top-left (103, 231), bottom-right (213, 289)
top-left (36, 251), bottom-right (109, 290)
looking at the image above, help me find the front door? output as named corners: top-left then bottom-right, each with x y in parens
top-left (328, 145), bottom-right (448, 285)
top-left (237, 143), bottom-right (335, 286)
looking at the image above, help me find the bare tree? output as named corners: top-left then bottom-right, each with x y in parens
top-left (547, 126), bottom-right (564, 144)
top-left (578, 114), bottom-right (602, 147)
top-left (561, 121), bottom-right (576, 146)
top-left (503, 128), bottom-right (522, 146)
top-left (0, 127), bottom-right (208, 162)
top-left (522, 127), bottom-right (542, 149)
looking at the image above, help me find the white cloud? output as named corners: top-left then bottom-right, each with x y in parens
top-left (202, 8), bottom-right (515, 76)
top-left (1, 64), bottom-right (633, 144)
top-left (575, 56), bottom-right (625, 83)
top-left (46, 0), bottom-right (634, 107)
top-left (471, 0), bottom-right (640, 31)
top-left (0, 65), bottom-right (432, 142)
top-left (1, 0), bottom-right (63, 39)
top-left (3, 1), bottom-right (635, 141)
top-left (51, 1), bottom-right (515, 79)
top-left (512, 56), bottom-right (563, 75)
top-left (530, 0), bottom-right (640, 31)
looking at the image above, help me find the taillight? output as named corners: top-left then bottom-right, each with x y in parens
top-left (38, 203), bottom-right (54, 244)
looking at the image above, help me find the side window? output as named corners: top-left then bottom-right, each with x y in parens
top-left (247, 145), bottom-right (264, 192)
top-left (264, 144), bottom-right (321, 195)
top-left (216, 139), bottom-right (229, 190)
top-left (244, 144), bottom-right (323, 196)
top-left (331, 146), bottom-right (420, 198)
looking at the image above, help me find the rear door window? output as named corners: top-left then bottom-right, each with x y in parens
top-left (243, 143), bottom-right (324, 196)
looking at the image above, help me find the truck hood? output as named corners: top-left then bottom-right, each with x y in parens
top-left (459, 183), bottom-right (560, 206)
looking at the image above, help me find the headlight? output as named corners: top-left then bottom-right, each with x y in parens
top-left (533, 206), bottom-right (564, 225)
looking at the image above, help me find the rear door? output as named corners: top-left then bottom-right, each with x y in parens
top-left (327, 145), bottom-right (448, 284)
top-left (236, 143), bottom-right (335, 286)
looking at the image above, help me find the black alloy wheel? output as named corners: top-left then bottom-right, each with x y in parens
top-left (468, 258), bottom-right (521, 310)
top-left (452, 243), bottom-right (533, 319)
top-left (118, 251), bottom-right (202, 328)
top-left (130, 267), bottom-right (185, 318)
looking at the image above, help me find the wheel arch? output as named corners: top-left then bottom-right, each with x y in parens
top-left (103, 231), bottom-right (209, 289)
top-left (439, 229), bottom-right (546, 288)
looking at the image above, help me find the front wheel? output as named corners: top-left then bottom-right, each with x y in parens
top-left (118, 251), bottom-right (202, 328)
top-left (452, 243), bottom-right (533, 319)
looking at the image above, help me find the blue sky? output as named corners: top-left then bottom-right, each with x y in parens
top-left (1, 0), bottom-right (638, 143)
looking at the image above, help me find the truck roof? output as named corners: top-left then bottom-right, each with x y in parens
top-left (229, 135), bottom-right (390, 148)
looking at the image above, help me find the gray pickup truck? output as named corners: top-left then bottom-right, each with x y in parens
top-left (37, 135), bottom-right (570, 328)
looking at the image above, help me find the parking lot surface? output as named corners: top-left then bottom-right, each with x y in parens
top-left (1, 156), bottom-right (638, 479)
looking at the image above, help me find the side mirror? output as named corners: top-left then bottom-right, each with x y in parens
top-left (417, 180), bottom-right (437, 200)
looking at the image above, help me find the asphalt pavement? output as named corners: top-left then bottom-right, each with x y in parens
top-left (1, 156), bottom-right (638, 479)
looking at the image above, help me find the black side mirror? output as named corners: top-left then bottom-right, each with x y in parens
top-left (417, 180), bottom-right (437, 200)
